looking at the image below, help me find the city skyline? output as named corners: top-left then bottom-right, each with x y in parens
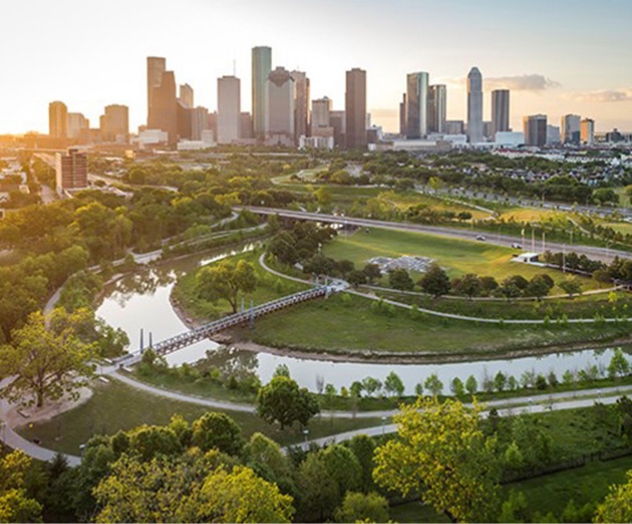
top-left (2, 0), bottom-right (632, 135)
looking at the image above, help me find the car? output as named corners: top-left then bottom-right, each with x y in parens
top-left (511, 243), bottom-right (522, 249)
top-left (476, 235), bottom-right (486, 241)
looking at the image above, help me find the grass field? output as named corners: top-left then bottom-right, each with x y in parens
top-left (391, 454), bottom-right (632, 522)
top-left (17, 380), bottom-right (382, 455)
top-left (235, 293), bottom-right (630, 355)
top-left (601, 221), bottom-right (632, 236)
top-left (323, 227), bottom-right (598, 291)
top-left (498, 207), bottom-right (569, 224)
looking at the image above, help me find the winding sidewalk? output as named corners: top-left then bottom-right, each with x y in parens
top-left (258, 253), bottom-right (629, 325)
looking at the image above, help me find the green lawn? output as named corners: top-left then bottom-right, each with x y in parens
top-left (235, 293), bottom-right (630, 356)
top-left (17, 380), bottom-right (382, 455)
top-left (323, 227), bottom-right (598, 291)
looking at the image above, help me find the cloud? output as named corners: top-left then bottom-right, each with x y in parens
top-left (439, 73), bottom-right (560, 92)
top-left (567, 89), bottom-right (632, 103)
top-left (486, 74), bottom-right (560, 91)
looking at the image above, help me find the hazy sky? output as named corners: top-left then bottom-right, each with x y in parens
top-left (2, 0), bottom-right (632, 134)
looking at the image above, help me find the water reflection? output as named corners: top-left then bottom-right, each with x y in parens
top-left (96, 244), bottom-right (631, 395)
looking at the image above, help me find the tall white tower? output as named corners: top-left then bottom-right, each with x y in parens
top-left (467, 67), bottom-right (483, 143)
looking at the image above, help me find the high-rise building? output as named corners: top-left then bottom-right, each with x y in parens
top-left (311, 97), bottom-right (333, 137)
top-left (491, 89), bottom-right (510, 139)
top-left (49, 101), bottom-right (68, 138)
top-left (240, 113), bottom-right (253, 139)
top-left (147, 57), bottom-right (166, 125)
top-left (581, 118), bottom-right (595, 145)
top-left (149, 71), bottom-right (178, 145)
top-left (265, 67), bottom-right (295, 145)
top-left (561, 114), bottom-right (581, 144)
top-left (345, 68), bottom-right (367, 149)
top-left (191, 107), bottom-right (210, 141)
top-left (55, 148), bottom-right (87, 191)
top-left (523, 114), bottom-right (547, 147)
top-left (330, 110), bottom-right (346, 148)
top-left (217, 76), bottom-right (241, 144)
top-left (467, 67), bottom-right (483, 143)
top-left (399, 93), bottom-right (407, 136)
top-left (445, 120), bottom-right (465, 135)
top-left (428, 84), bottom-right (447, 134)
top-left (252, 46), bottom-right (272, 140)
top-left (67, 113), bottom-right (89, 139)
top-left (406, 72), bottom-right (429, 138)
top-left (291, 70), bottom-right (310, 140)
top-left (177, 101), bottom-right (192, 140)
top-left (100, 105), bottom-right (129, 142)
top-left (547, 125), bottom-right (561, 145)
top-left (179, 84), bottom-right (194, 109)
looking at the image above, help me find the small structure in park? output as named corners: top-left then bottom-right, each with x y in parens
top-left (368, 255), bottom-right (435, 274)
top-left (512, 252), bottom-right (541, 264)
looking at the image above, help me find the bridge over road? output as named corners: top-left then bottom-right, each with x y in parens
top-left (115, 285), bottom-right (340, 366)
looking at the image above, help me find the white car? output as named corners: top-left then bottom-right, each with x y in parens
top-left (476, 235), bottom-right (486, 241)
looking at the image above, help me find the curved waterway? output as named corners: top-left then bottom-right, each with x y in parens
top-left (96, 246), bottom-right (627, 395)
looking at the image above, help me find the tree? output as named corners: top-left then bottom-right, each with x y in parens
top-left (384, 371), bottom-right (405, 397)
top-left (419, 263), bottom-right (450, 298)
top-left (363, 263), bottom-right (382, 284)
top-left (334, 492), bottom-right (390, 523)
top-left (388, 268), bottom-right (414, 291)
top-left (362, 376), bottom-right (382, 397)
top-left (523, 274), bottom-right (554, 300)
top-left (451, 274), bottom-right (482, 299)
top-left (348, 434), bottom-right (377, 493)
top-left (0, 308), bottom-right (96, 407)
top-left (559, 278), bottom-right (583, 298)
top-left (256, 376), bottom-right (320, 429)
top-left (191, 412), bottom-right (245, 456)
top-left (608, 348), bottom-right (630, 379)
top-left (321, 444), bottom-right (362, 507)
top-left (424, 374), bottom-right (444, 396)
top-left (465, 375), bottom-right (478, 395)
top-left (498, 490), bottom-right (530, 523)
top-left (347, 269), bottom-right (367, 288)
top-left (373, 397), bottom-right (500, 523)
top-left (296, 452), bottom-right (339, 522)
top-left (494, 371), bottom-right (507, 392)
top-left (0, 451), bottom-right (43, 523)
top-left (450, 377), bottom-right (465, 398)
top-left (197, 259), bottom-right (257, 314)
top-left (243, 433), bottom-right (293, 491)
top-left (594, 470), bottom-right (632, 523)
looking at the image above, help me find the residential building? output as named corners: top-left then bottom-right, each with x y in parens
top-left (345, 68), bottom-right (367, 149)
top-left (49, 101), bottom-right (68, 138)
top-left (147, 56), bottom-right (166, 125)
top-left (55, 148), bottom-right (87, 191)
top-left (561, 114), bottom-right (581, 144)
top-left (581, 118), bottom-right (595, 145)
top-left (467, 67), bottom-right (483, 143)
top-left (252, 46), bottom-right (272, 140)
top-left (523, 114), bottom-right (547, 147)
top-left (406, 72), bottom-right (429, 138)
top-left (428, 84), bottom-right (446, 134)
top-left (217, 75), bottom-right (241, 144)
top-left (491, 89), bottom-right (510, 138)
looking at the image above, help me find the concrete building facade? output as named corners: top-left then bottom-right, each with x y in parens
top-left (265, 67), bottom-right (295, 145)
top-left (149, 71), bottom-right (178, 145)
top-left (467, 67), bottom-right (483, 143)
top-left (345, 68), bottom-right (367, 149)
top-left (217, 76), bottom-right (241, 144)
top-left (101, 105), bottom-right (129, 142)
top-left (55, 148), bottom-right (88, 191)
top-left (252, 46), bottom-right (272, 140)
top-left (49, 101), bottom-right (68, 139)
top-left (179, 83), bottom-right (194, 108)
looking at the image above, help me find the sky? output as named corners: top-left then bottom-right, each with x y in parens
top-left (2, 0), bottom-right (632, 135)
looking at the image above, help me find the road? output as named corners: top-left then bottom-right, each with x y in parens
top-left (238, 206), bottom-right (631, 263)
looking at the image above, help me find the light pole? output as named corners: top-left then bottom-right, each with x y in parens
top-left (303, 428), bottom-right (309, 445)
top-left (381, 416), bottom-right (387, 435)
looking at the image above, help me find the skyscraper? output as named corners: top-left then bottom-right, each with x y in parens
top-left (49, 101), bottom-right (68, 138)
top-left (311, 97), bottom-right (332, 137)
top-left (265, 67), bottom-right (295, 145)
top-left (101, 105), bottom-right (129, 142)
top-left (147, 57), bottom-right (166, 125)
top-left (467, 67), bottom-right (483, 143)
top-left (345, 68), bottom-right (367, 149)
top-left (491, 89), bottom-right (510, 139)
top-left (67, 113), bottom-right (89, 139)
top-left (406, 72), bottom-right (429, 138)
top-left (561, 114), bottom-right (581, 144)
top-left (291, 71), bottom-right (310, 140)
top-left (252, 46), bottom-right (272, 140)
top-left (399, 93), bottom-right (407, 136)
top-left (217, 76), bottom-right (241, 144)
top-left (179, 84), bottom-right (194, 109)
top-left (191, 107), bottom-right (211, 141)
top-left (149, 70), bottom-right (178, 145)
top-left (428, 84), bottom-right (447, 134)
top-left (580, 118), bottom-right (595, 145)
top-left (523, 114), bottom-right (547, 147)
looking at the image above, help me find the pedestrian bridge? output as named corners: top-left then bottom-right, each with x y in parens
top-left (116, 286), bottom-right (331, 364)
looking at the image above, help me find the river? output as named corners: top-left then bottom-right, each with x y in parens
top-left (95, 246), bottom-right (625, 395)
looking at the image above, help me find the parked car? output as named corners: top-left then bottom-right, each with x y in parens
top-left (476, 235), bottom-right (486, 241)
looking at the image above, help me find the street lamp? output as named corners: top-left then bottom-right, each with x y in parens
top-left (381, 416), bottom-right (387, 435)
top-left (303, 428), bottom-right (309, 444)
